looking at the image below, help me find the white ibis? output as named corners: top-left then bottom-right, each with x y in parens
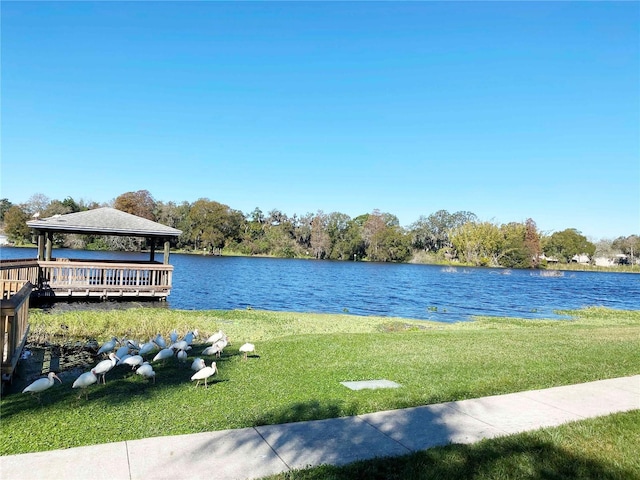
top-left (202, 344), bottom-right (222, 357)
top-left (153, 333), bottom-right (167, 349)
top-left (139, 341), bottom-right (158, 356)
top-left (115, 345), bottom-right (130, 360)
top-left (191, 358), bottom-right (206, 371)
top-left (169, 329), bottom-right (179, 344)
top-left (206, 330), bottom-right (226, 344)
top-left (177, 349), bottom-right (188, 363)
top-left (22, 372), bottom-right (62, 399)
top-left (117, 353), bottom-right (132, 365)
top-left (239, 343), bottom-right (256, 360)
top-left (72, 370), bottom-right (98, 399)
top-left (183, 330), bottom-right (198, 345)
top-left (97, 337), bottom-right (118, 355)
top-left (136, 362), bottom-right (156, 383)
top-left (152, 348), bottom-right (174, 362)
top-left (122, 354), bottom-right (144, 369)
top-left (209, 338), bottom-right (229, 358)
top-left (190, 361), bottom-right (217, 388)
top-left (93, 353), bottom-right (119, 384)
top-left (171, 340), bottom-right (188, 352)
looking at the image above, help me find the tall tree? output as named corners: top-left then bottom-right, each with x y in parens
top-left (543, 229), bottom-right (596, 263)
top-left (310, 211), bottom-right (330, 259)
top-left (3, 205), bottom-right (31, 243)
top-left (0, 198), bottom-right (14, 222)
top-left (451, 221), bottom-right (503, 266)
top-left (114, 190), bottom-right (156, 220)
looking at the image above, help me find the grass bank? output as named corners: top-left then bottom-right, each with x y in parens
top-left (0, 307), bottom-right (638, 457)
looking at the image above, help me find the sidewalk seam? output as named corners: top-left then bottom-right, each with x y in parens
top-left (358, 415), bottom-right (415, 453)
top-left (125, 440), bottom-right (132, 480)
top-left (253, 426), bottom-right (292, 473)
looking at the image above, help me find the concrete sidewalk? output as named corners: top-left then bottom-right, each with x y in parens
top-left (2, 375), bottom-right (638, 480)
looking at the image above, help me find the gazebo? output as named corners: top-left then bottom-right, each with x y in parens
top-left (0, 207), bottom-right (183, 301)
top-left (27, 207), bottom-right (181, 265)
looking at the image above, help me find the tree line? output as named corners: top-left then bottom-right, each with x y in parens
top-left (1, 191), bottom-right (638, 269)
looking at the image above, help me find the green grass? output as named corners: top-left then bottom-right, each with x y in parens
top-left (1, 307), bottom-right (638, 459)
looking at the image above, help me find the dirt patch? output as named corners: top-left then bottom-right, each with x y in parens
top-left (7, 338), bottom-right (99, 394)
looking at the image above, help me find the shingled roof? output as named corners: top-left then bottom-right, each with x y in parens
top-left (27, 207), bottom-right (182, 238)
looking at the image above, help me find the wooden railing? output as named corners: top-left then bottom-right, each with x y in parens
top-left (0, 259), bottom-right (39, 287)
top-left (1, 281), bottom-right (32, 382)
top-left (38, 259), bottom-right (173, 298)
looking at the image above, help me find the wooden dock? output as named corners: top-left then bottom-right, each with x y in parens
top-left (0, 258), bottom-right (174, 301)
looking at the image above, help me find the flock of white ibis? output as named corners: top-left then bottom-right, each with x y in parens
top-left (22, 329), bottom-right (257, 400)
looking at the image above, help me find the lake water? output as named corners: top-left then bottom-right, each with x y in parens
top-left (1, 247), bottom-right (639, 322)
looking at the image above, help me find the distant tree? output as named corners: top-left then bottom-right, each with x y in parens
top-left (187, 198), bottom-right (244, 254)
top-left (451, 221), bottom-right (503, 266)
top-left (499, 222), bottom-right (529, 268)
top-left (612, 235), bottom-right (640, 263)
top-left (524, 218), bottom-right (542, 268)
top-left (42, 199), bottom-right (74, 218)
top-left (362, 210), bottom-right (387, 260)
top-left (61, 196), bottom-right (82, 213)
top-left (25, 193), bottom-right (51, 217)
top-left (3, 205), bottom-right (31, 243)
top-left (310, 212), bottom-right (330, 259)
top-left (410, 210), bottom-right (477, 252)
top-left (114, 190), bottom-right (156, 220)
top-left (0, 198), bottom-right (13, 222)
top-left (543, 229), bottom-right (596, 263)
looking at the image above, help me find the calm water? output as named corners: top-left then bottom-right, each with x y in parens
top-left (2, 247), bottom-right (639, 322)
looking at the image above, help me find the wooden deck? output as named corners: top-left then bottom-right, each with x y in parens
top-left (0, 258), bottom-right (174, 301)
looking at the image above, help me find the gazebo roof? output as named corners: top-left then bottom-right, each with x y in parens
top-left (27, 207), bottom-right (182, 238)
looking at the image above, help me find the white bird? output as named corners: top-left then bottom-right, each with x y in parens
top-left (169, 329), bottom-right (179, 344)
top-left (202, 344), bottom-right (222, 357)
top-left (97, 337), bottom-right (118, 355)
top-left (177, 349), bottom-right (188, 363)
top-left (183, 330), bottom-right (198, 345)
top-left (22, 372), bottom-right (62, 398)
top-left (153, 333), bottom-right (167, 349)
top-left (152, 348), bottom-right (174, 362)
top-left (191, 358), bottom-right (206, 372)
top-left (126, 339), bottom-right (140, 351)
top-left (72, 370), bottom-right (98, 399)
top-left (206, 330), bottom-right (226, 344)
top-left (139, 341), bottom-right (158, 356)
top-left (122, 354), bottom-right (144, 370)
top-left (136, 362), bottom-right (156, 383)
top-left (93, 353), bottom-right (119, 384)
top-left (171, 340), bottom-right (188, 352)
top-left (115, 345), bottom-right (130, 360)
top-left (210, 338), bottom-right (229, 358)
top-left (117, 353), bottom-right (132, 365)
top-left (239, 343), bottom-right (256, 360)
top-left (190, 361), bottom-right (217, 388)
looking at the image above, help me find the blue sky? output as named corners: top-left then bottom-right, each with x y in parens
top-left (2, 2), bottom-right (638, 240)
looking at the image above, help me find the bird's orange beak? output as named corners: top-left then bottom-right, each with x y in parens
top-left (53, 373), bottom-right (62, 383)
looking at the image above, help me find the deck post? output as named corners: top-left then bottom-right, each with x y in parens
top-left (45, 232), bottom-right (53, 261)
top-left (37, 233), bottom-right (45, 261)
top-left (164, 240), bottom-right (170, 265)
top-left (149, 238), bottom-right (156, 262)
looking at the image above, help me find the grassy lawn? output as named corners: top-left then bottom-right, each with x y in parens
top-left (0, 307), bottom-right (638, 462)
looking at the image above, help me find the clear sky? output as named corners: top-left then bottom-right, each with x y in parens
top-left (1, 1), bottom-right (638, 240)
